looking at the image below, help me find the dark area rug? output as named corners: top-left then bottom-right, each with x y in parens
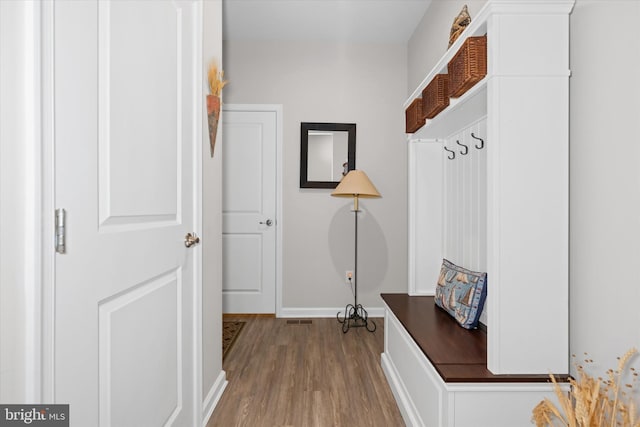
top-left (222, 321), bottom-right (245, 360)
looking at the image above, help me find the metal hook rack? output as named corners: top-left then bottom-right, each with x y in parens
top-left (456, 140), bottom-right (469, 155)
top-left (443, 146), bottom-right (456, 160)
top-left (471, 132), bottom-right (484, 149)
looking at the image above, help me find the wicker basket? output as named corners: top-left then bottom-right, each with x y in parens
top-left (448, 35), bottom-right (487, 98)
top-left (405, 98), bottom-right (425, 133)
top-left (422, 74), bottom-right (450, 119)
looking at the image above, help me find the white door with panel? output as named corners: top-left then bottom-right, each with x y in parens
top-left (222, 108), bottom-right (277, 313)
top-left (53, 1), bottom-right (201, 425)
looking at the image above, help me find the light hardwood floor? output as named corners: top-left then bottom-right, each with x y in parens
top-left (206, 316), bottom-right (405, 427)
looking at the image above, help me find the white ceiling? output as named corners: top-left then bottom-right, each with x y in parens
top-left (222, 0), bottom-right (433, 44)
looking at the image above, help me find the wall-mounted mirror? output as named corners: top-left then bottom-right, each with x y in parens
top-left (300, 122), bottom-right (356, 188)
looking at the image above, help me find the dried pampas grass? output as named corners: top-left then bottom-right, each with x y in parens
top-left (532, 348), bottom-right (639, 427)
top-left (207, 62), bottom-right (227, 97)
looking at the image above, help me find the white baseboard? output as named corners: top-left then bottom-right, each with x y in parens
top-left (381, 352), bottom-right (420, 427)
top-left (201, 370), bottom-right (227, 427)
top-left (279, 306), bottom-right (385, 318)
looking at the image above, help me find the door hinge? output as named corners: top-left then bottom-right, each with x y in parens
top-left (55, 208), bottom-right (66, 254)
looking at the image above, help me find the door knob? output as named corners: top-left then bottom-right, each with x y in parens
top-left (259, 219), bottom-right (273, 226)
top-left (184, 232), bottom-right (200, 248)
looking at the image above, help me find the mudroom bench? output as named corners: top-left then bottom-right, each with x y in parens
top-left (380, 294), bottom-right (568, 427)
top-left (391, 0), bottom-right (574, 425)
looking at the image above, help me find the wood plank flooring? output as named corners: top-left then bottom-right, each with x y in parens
top-left (206, 316), bottom-right (405, 427)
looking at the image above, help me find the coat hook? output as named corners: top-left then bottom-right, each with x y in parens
top-left (443, 146), bottom-right (456, 160)
top-left (456, 140), bottom-right (468, 155)
top-left (471, 132), bottom-right (484, 149)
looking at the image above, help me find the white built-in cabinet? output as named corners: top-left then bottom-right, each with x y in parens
top-left (384, 1), bottom-right (574, 425)
top-left (408, 0), bottom-right (572, 375)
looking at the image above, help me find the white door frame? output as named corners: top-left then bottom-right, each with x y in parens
top-left (222, 104), bottom-right (283, 317)
top-left (40, 0), bottom-right (56, 403)
top-left (37, 3), bottom-right (204, 424)
top-left (0, 0), bottom-right (45, 402)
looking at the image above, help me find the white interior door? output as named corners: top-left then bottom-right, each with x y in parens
top-left (222, 108), bottom-right (277, 313)
top-left (53, 1), bottom-right (201, 425)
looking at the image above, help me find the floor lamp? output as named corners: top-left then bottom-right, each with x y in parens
top-left (331, 170), bottom-right (381, 333)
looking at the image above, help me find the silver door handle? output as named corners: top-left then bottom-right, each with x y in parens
top-left (259, 219), bottom-right (273, 226)
top-left (184, 232), bottom-right (200, 248)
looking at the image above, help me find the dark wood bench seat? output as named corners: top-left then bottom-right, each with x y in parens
top-left (381, 293), bottom-right (566, 383)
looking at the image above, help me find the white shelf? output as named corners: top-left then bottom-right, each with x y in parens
top-left (408, 79), bottom-right (487, 140)
top-left (404, 18), bottom-right (489, 109)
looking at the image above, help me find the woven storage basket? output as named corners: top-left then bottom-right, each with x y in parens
top-left (422, 74), bottom-right (450, 119)
top-left (448, 35), bottom-right (487, 98)
top-left (405, 98), bottom-right (425, 133)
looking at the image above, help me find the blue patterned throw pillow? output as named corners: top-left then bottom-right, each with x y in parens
top-left (434, 259), bottom-right (487, 329)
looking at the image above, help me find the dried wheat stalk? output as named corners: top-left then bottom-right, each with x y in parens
top-left (532, 348), bottom-right (639, 427)
top-left (208, 62), bottom-right (227, 97)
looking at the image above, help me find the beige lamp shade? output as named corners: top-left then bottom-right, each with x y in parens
top-left (331, 170), bottom-right (381, 210)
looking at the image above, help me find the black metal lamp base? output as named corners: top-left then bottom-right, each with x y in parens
top-left (337, 303), bottom-right (376, 333)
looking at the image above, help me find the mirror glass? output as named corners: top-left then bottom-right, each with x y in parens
top-left (307, 130), bottom-right (349, 182)
top-left (300, 123), bottom-right (356, 188)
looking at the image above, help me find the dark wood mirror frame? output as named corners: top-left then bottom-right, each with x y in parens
top-left (300, 122), bottom-right (356, 189)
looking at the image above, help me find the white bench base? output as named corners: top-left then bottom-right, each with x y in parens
top-left (382, 307), bottom-right (566, 427)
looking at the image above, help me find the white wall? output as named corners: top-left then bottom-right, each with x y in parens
top-left (569, 0), bottom-right (640, 379)
top-left (407, 0), bottom-right (487, 94)
top-left (223, 40), bottom-right (408, 313)
top-left (201, 0), bottom-right (225, 420)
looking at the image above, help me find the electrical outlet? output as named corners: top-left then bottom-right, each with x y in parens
top-left (345, 270), bottom-right (353, 285)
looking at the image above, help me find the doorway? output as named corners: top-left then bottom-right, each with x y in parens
top-left (221, 105), bottom-right (282, 315)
